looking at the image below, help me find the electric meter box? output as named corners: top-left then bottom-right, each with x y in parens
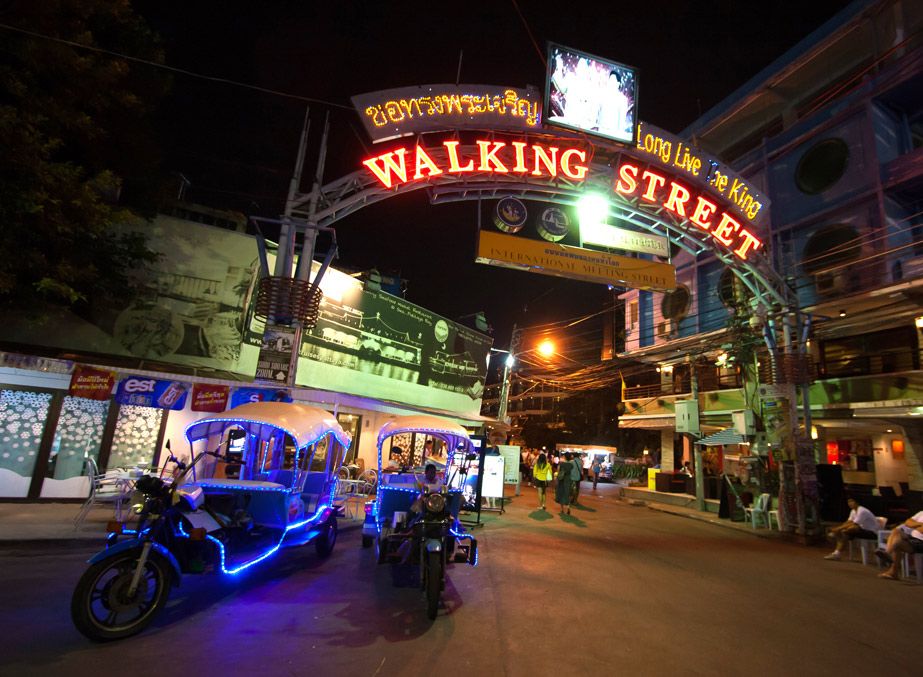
top-left (674, 399), bottom-right (700, 434)
top-left (732, 409), bottom-right (756, 435)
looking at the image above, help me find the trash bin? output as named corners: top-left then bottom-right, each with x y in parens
top-left (647, 468), bottom-right (658, 490)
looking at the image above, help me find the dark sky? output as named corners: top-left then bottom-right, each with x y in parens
top-left (134, 0), bottom-right (854, 360)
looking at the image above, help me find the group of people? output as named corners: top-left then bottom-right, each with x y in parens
top-left (526, 451), bottom-right (600, 514)
top-left (824, 495), bottom-right (923, 580)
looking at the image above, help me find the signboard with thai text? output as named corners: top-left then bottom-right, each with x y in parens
top-left (476, 229), bottom-right (676, 291)
top-left (191, 384), bottom-right (230, 413)
top-left (352, 84), bottom-right (541, 143)
top-left (68, 365), bottom-right (115, 401)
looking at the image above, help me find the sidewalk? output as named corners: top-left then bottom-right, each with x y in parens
top-left (636, 499), bottom-right (789, 541)
top-left (0, 502), bottom-right (114, 544)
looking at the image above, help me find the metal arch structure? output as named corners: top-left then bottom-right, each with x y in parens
top-left (286, 128), bottom-right (796, 317)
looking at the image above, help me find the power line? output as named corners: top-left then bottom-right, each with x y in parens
top-left (0, 22), bottom-right (354, 111)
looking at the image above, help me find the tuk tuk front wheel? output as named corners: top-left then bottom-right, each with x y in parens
top-left (71, 549), bottom-right (172, 642)
top-left (425, 550), bottom-right (442, 620)
top-left (315, 515), bottom-right (338, 558)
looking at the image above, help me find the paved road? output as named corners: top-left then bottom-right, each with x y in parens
top-left (0, 486), bottom-right (919, 677)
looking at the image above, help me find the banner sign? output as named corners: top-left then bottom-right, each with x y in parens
top-left (477, 214), bottom-right (676, 292)
top-left (244, 263), bottom-right (493, 418)
top-left (352, 84), bottom-right (541, 143)
top-left (255, 325), bottom-right (297, 384)
top-left (191, 384), bottom-right (230, 412)
top-left (115, 375), bottom-right (189, 410)
top-left (68, 365), bottom-right (116, 400)
top-left (230, 387), bottom-right (292, 409)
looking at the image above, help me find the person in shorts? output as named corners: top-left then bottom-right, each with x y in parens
top-left (824, 496), bottom-right (881, 560)
top-left (876, 510), bottom-right (923, 579)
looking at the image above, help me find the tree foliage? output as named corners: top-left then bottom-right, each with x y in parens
top-left (0, 0), bottom-right (169, 313)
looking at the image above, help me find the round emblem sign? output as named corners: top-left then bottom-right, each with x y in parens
top-left (537, 207), bottom-right (570, 242)
top-left (434, 319), bottom-right (449, 343)
top-left (493, 197), bottom-right (528, 234)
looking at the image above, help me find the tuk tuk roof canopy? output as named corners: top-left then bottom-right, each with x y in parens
top-left (185, 401), bottom-right (352, 450)
top-left (377, 414), bottom-right (472, 452)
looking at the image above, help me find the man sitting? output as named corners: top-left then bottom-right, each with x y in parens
top-left (876, 510), bottom-right (923, 579)
top-left (824, 497), bottom-right (881, 561)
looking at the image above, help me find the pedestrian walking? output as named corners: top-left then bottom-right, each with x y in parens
top-left (570, 452), bottom-right (583, 506)
top-left (591, 456), bottom-right (602, 490)
top-left (556, 452), bottom-right (576, 514)
top-left (532, 452), bottom-right (553, 510)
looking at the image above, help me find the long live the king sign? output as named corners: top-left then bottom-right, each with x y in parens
top-left (476, 230), bottom-right (676, 292)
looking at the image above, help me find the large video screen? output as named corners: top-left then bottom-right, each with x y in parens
top-left (544, 42), bottom-right (638, 145)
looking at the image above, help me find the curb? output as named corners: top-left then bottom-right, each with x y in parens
top-left (641, 501), bottom-right (787, 541)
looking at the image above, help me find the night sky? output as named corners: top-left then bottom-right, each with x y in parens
top-left (133, 0), bottom-right (854, 365)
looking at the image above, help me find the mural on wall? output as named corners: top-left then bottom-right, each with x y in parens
top-left (0, 217), bottom-right (491, 417)
top-left (0, 216), bottom-right (261, 375)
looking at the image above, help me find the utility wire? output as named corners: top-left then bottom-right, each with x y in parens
top-left (0, 22), bottom-right (354, 111)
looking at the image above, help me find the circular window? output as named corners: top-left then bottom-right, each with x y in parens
top-left (795, 138), bottom-right (849, 195)
top-left (802, 223), bottom-right (861, 274)
top-left (661, 285), bottom-right (690, 320)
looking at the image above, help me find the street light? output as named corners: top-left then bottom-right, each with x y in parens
top-left (537, 339), bottom-right (555, 358)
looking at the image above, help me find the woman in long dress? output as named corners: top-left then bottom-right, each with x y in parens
top-left (555, 452), bottom-right (575, 514)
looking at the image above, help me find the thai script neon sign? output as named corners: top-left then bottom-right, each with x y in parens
top-left (351, 85), bottom-right (541, 143)
top-left (615, 162), bottom-right (762, 260)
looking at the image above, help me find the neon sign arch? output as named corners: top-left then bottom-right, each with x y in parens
top-left (289, 89), bottom-right (792, 311)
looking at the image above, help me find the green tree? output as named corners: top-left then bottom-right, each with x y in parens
top-left (0, 0), bottom-right (168, 313)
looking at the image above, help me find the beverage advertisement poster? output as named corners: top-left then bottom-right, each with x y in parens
top-left (115, 376), bottom-right (190, 410)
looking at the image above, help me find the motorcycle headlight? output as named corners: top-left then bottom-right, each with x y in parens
top-left (424, 493), bottom-right (446, 513)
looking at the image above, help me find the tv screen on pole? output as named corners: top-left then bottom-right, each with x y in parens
top-left (544, 42), bottom-right (638, 145)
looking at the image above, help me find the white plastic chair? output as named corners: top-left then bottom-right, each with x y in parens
top-left (744, 493), bottom-right (771, 528)
top-left (73, 457), bottom-right (130, 529)
top-left (901, 552), bottom-right (923, 584)
top-left (848, 516), bottom-right (887, 565)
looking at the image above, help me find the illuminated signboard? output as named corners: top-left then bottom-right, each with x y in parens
top-left (477, 199), bottom-right (675, 291)
top-left (351, 85), bottom-right (541, 143)
top-left (635, 121), bottom-right (769, 227)
top-left (544, 42), bottom-right (639, 145)
top-left (476, 230), bottom-right (676, 292)
top-left (615, 161), bottom-right (762, 260)
top-left (580, 222), bottom-right (669, 257)
top-left (362, 138), bottom-right (589, 189)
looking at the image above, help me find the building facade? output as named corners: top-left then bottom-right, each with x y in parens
top-left (619, 0), bottom-right (923, 498)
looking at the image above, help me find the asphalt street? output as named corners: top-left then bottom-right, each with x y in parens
top-left (0, 485), bottom-right (919, 677)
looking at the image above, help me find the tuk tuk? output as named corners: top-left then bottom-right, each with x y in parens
top-left (71, 401), bottom-right (350, 641)
top-left (361, 414), bottom-right (478, 619)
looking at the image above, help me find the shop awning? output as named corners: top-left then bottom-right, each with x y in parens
top-left (619, 415), bottom-right (675, 429)
top-left (696, 428), bottom-right (745, 446)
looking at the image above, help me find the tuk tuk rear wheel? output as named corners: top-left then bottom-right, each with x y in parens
top-left (71, 549), bottom-right (172, 642)
top-left (315, 516), bottom-right (338, 558)
top-left (425, 550), bottom-right (442, 620)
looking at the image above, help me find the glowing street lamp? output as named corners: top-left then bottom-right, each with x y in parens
top-left (537, 339), bottom-right (555, 358)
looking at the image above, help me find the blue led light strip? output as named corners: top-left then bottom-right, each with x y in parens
top-left (174, 506), bottom-right (330, 575)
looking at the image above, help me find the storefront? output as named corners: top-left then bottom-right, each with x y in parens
top-left (0, 354), bottom-right (489, 501)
